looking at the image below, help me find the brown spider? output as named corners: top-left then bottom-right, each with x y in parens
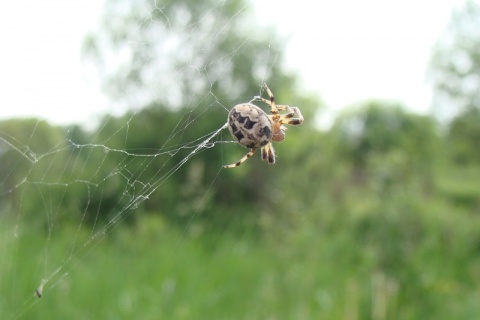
top-left (224, 83), bottom-right (304, 168)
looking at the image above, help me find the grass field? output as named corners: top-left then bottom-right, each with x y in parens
top-left (3, 199), bottom-right (480, 320)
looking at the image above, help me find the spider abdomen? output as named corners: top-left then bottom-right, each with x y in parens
top-left (228, 103), bottom-right (273, 148)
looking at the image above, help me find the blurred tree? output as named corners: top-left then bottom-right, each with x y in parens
top-left (83, 0), bottom-right (299, 110)
top-left (328, 101), bottom-right (439, 190)
top-left (447, 108), bottom-right (480, 164)
top-left (82, 0), bottom-right (320, 230)
top-left (430, 1), bottom-right (480, 116)
top-left (430, 1), bottom-right (480, 164)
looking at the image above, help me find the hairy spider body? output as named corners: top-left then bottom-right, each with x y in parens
top-left (224, 84), bottom-right (304, 168)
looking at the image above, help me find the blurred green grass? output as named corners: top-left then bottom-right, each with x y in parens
top-left (3, 199), bottom-right (480, 320)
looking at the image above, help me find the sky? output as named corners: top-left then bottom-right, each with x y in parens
top-left (0, 0), bottom-right (468, 126)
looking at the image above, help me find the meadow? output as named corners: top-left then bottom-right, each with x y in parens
top-left (2, 158), bottom-right (480, 319)
top-left (3, 0), bottom-right (480, 318)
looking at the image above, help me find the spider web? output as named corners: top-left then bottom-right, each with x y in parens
top-left (0, 1), bottom-right (281, 318)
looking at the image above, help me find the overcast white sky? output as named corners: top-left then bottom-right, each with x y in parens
top-left (0, 0), bottom-right (468, 125)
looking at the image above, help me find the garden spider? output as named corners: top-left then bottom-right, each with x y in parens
top-left (224, 83), bottom-right (304, 168)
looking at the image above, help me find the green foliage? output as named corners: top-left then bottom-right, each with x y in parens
top-left (446, 108), bottom-right (480, 164)
top-left (329, 101), bottom-right (438, 170)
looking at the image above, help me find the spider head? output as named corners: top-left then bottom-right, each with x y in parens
top-left (271, 123), bottom-right (287, 142)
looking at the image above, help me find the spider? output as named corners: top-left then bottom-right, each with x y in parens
top-left (224, 83), bottom-right (304, 168)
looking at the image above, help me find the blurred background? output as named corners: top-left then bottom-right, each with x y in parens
top-left (1, 0), bottom-right (480, 319)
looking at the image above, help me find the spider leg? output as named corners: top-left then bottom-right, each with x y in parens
top-left (261, 146), bottom-right (268, 162)
top-left (262, 83), bottom-right (278, 114)
top-left (275, 105), bottom-right (292, 111)
top-left (279, 106), bottom-right (304, 125)
top-left (253, 96), bottom-right (273, 107)
top-left (224, 148), bottom-right (256, 168)
top-left (261, 143), bottom-right (276, 164)
top-left (252, 84), bottom-right (281, 115)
